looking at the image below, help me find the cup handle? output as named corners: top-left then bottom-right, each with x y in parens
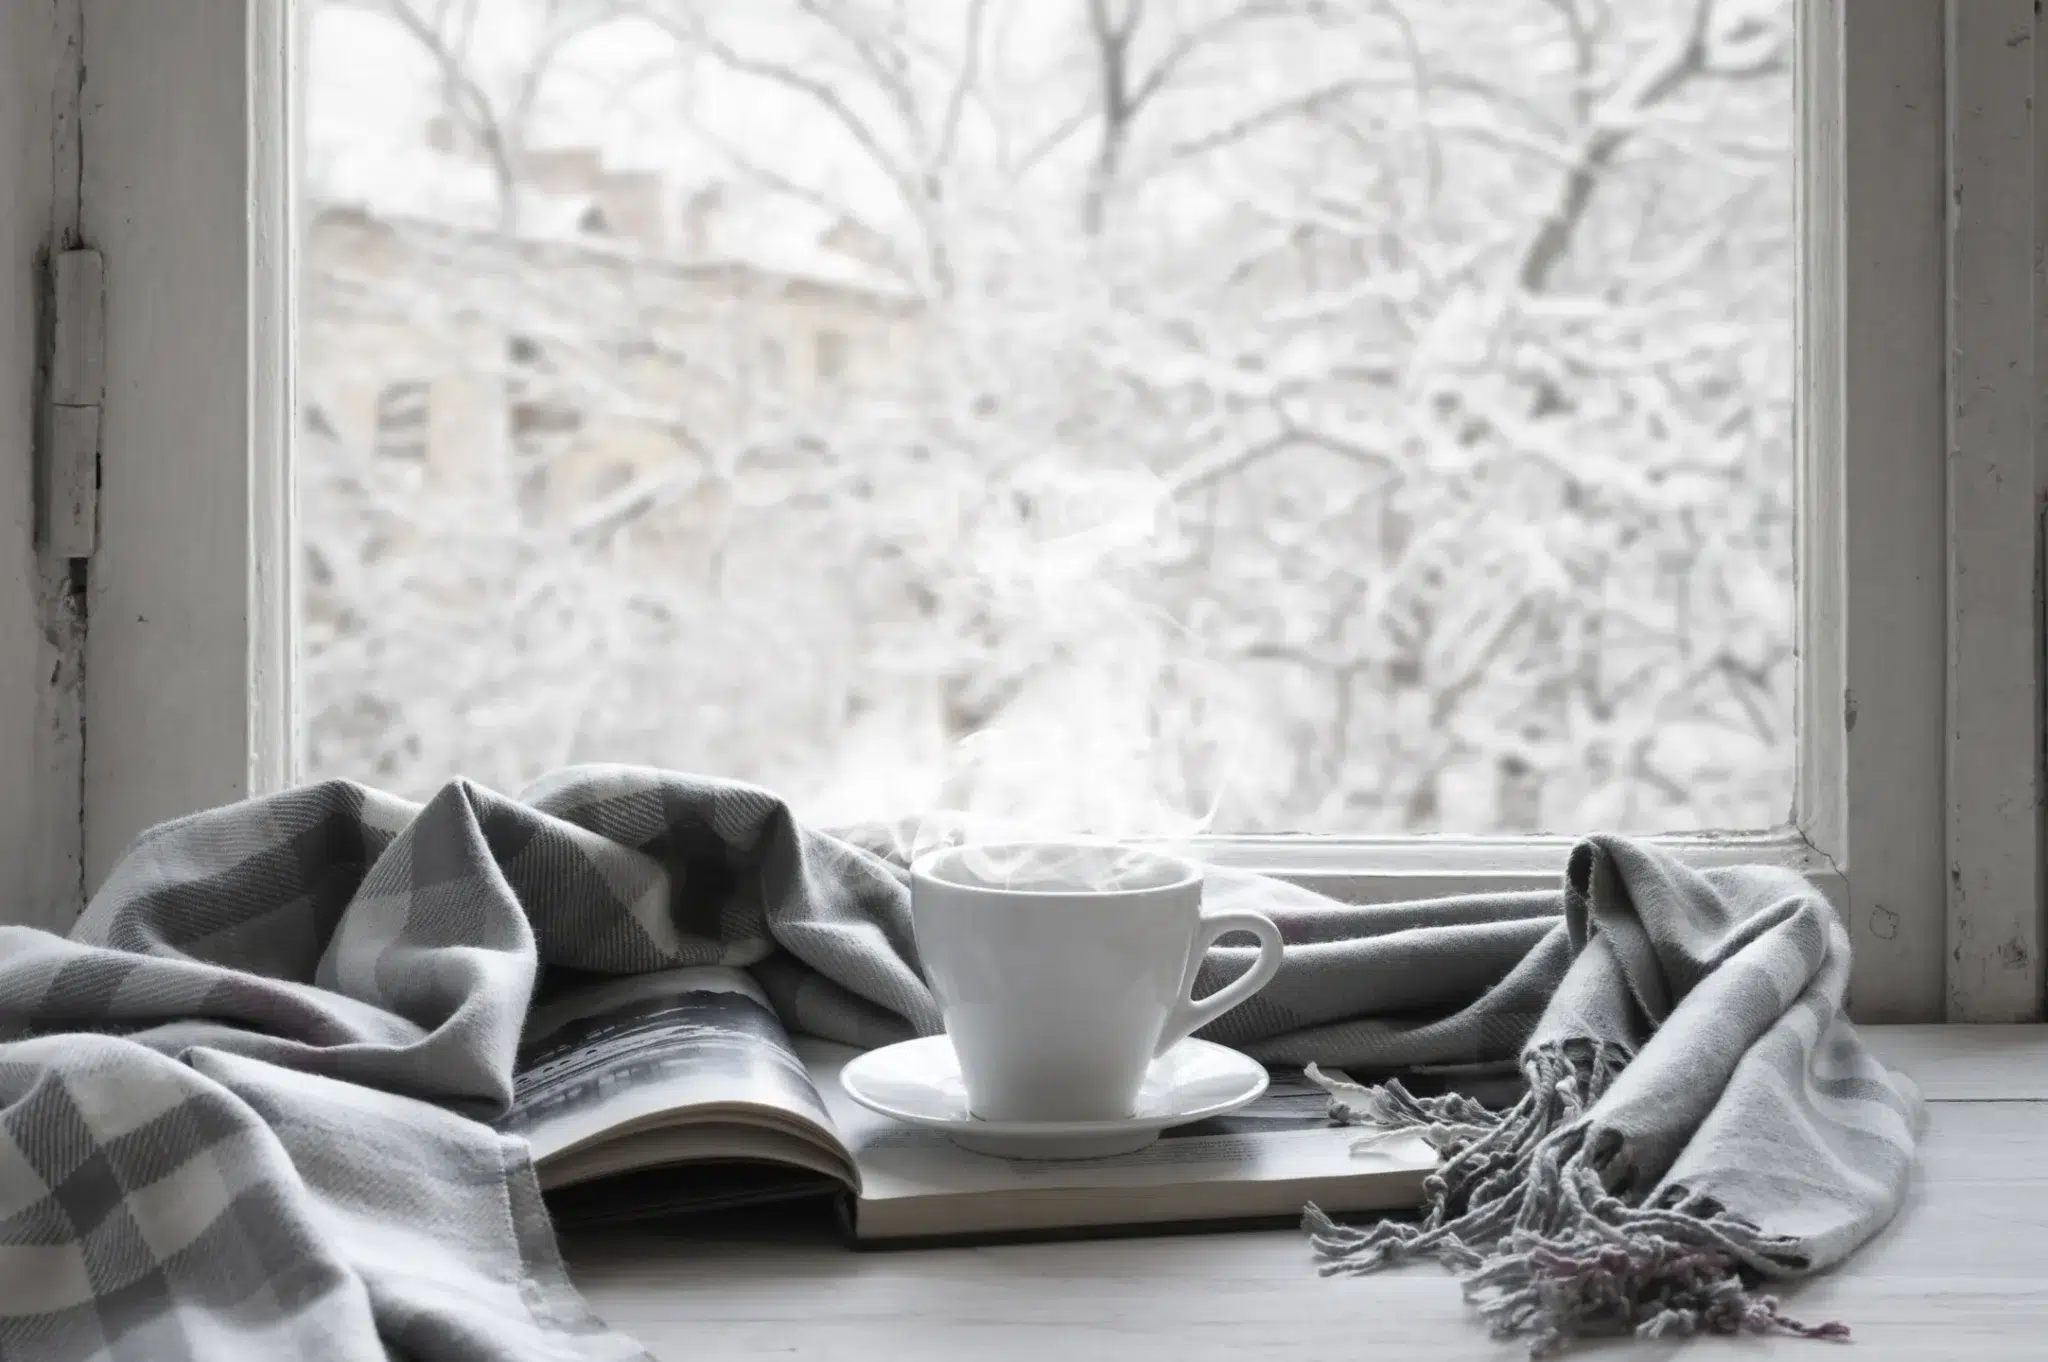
top-left (1155, 908), bottom-right (1285, 1058)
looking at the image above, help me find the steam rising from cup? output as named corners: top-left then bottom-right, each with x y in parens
top-left (816, 445), bottom-right (1252, 883)
top-left (926, 840), bottom-right (1194, 895)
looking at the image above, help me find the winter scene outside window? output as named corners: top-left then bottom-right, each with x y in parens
top-left (299, 0), bottom-right (1794, 839)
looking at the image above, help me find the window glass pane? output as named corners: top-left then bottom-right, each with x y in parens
top-left (299, 0), bottom-right (1795, 836)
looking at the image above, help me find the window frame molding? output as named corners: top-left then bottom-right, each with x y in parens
top-left (1939, 0), bottom-right (2043, 1021)
top-left (70, 0), bottom-right (2035, 1023)
top-left (1194, 0), bottom-right (1960, 1025)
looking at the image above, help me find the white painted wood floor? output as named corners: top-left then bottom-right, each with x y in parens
top-left (567, 1026), bottom-right (2045, 1359)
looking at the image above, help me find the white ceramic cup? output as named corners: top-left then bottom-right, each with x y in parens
top-left (909, 841), bottom-right (1286, 1123)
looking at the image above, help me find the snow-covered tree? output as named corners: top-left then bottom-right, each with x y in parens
top-left (299, 0), bottom-right (1794, 836)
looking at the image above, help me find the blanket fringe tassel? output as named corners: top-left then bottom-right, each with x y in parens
top-left (1302, 1043), bottom-right (1851, 1357)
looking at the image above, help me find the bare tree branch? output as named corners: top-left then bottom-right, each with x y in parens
top-left (931, 0), bottom-right (991, 179)
top-left (1517, 0), bottom-right (1715, 292)
top-left (630, 0), bottom-right (948, 288)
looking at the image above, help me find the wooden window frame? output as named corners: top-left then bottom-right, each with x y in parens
top-left (65, 0), bottom-right (2039, 1022)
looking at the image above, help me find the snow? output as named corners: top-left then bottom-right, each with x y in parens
top-left (297, 0), bottom-right (1799, 838)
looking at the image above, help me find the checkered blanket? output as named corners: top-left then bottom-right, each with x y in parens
top-left (0, 768), bottom-right (1919, 1359)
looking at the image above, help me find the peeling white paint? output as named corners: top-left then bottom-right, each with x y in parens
top-left (1944, 0), bottom-right (2044, 1022)
top-left (1813, 0), bottom-right (1951, 1023)
top-left (79, 0), bottom-right (294, 888)
top-left (0, 0), bottom-right (88, 930)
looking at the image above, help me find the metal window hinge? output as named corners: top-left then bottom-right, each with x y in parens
top-left (42, 248), bottom-right (103, 560)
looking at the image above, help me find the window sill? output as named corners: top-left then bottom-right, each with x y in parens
top-left (1196, 828), bottom-right (1843, 908)
top-left (565, 1024), bottom-right (2042, 1362)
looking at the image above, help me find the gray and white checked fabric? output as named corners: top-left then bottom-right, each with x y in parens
top-left (0, 767), bottom-right (1917, 1359)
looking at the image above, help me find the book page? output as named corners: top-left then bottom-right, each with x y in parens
top-left (504, 966), bottom-right (846, 1175)
top-left (794, 1037), bottom-right (1435, 1206)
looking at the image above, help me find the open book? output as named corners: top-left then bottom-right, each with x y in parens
top-left (500, 965), bottom-right (1436, 1243)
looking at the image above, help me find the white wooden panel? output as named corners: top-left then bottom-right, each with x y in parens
top-left (1797, 0), bottom-right (1850, 890)
top-left (249, 0), bottom-right (297, 797)
top-left (2038, 0), bottom-right (2048, 1022)
top-left (0, 0), bottom-right (87, 931)
top-left (1944, 0), bottom-right (2042, 1022)
top-left (79, 0), bottom-right (293, 886)
top-left (1804, 0), bottom-right (1949, 1022)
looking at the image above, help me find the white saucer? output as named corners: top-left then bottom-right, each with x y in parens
top-left (839, 1035), bottom-right (1269, 1159)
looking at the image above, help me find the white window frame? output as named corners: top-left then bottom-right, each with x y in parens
top-left (62, 0), bottom-right (2041, 1023)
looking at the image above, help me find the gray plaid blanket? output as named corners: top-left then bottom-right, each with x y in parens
top-left (0, 768), bottom-right (1919, 1359)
